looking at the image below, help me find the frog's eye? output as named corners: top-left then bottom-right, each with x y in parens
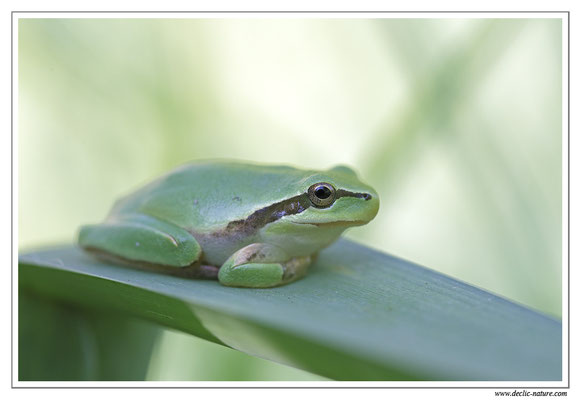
top-left (308, 182), bottom-right (336, 208)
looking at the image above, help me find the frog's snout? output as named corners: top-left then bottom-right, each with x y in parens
top-left (364, 192), bottom-right (380, 222)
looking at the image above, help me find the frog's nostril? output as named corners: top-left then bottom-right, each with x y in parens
top-left (353, 192), bottom-right (372, 201)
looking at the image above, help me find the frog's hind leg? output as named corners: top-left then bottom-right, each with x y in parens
top-left (78, 214), bottom-right (209, 277)
top-left (218, 243), bottom-right (313, 288)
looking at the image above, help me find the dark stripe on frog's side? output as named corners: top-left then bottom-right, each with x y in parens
top-left (336, 189), bottom-right (373, 201)
top-left (223, 193), bottom-right (312, 235)
top-left (221, 189), bottom-right (373, 236)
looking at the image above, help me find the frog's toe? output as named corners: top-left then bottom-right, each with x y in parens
top-left (218, 262), bottom-right (285, 288)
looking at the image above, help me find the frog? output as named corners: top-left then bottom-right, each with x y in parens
top-left (78, 160), bottom-right (379, 288)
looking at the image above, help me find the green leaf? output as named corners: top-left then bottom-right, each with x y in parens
top-left (19, 292), bottom-right (160, 381)
top-left (19, 239), bottom-right (561, 380)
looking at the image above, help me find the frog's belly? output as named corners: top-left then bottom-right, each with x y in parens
top-left (192, 231), bottom-right (257, 266)
top-left (190, 222), bottom-right (343, 266)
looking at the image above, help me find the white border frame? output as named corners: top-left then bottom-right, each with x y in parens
top-left (11, 10), bottom-right (570, 390)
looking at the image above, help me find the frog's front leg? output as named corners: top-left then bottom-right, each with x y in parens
top-left (218, 243), bottom-right (314, 288)
top-left (78, 214), bottom-right (207, 275)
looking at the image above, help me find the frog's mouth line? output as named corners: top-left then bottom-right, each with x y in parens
top-left (293, 220), bottom-right (366, 228)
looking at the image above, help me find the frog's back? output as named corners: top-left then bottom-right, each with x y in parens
top-left (109, 161), bottom-right (311, 231)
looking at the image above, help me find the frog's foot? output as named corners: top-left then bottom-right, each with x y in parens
top-left (218, 243), bottom-right (313, 288)
top-left (79, 214), bottom-right (203, 270)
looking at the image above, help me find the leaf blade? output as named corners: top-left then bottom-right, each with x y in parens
top-left (19, 239), bottom-right (561, 381)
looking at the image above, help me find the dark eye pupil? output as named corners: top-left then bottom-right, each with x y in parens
top-left (315, 186), bottom-right (332, 199)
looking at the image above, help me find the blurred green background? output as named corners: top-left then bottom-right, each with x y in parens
top-left (18, 18), bottom-right (562, 380)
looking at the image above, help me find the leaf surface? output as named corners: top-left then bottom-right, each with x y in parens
top-left (19, 239), bottom-right (561, 381)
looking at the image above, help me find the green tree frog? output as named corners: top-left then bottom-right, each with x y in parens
top-left (78, 161), bottom-right (379, 288)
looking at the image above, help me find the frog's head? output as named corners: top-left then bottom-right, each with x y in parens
top-left (253, 164), bottom-right (379, 253)
top-left (283, 164), bottom-right (380, 229)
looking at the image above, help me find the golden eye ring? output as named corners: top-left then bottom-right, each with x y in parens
top-left (308, 182), bottom-right (336, 208)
